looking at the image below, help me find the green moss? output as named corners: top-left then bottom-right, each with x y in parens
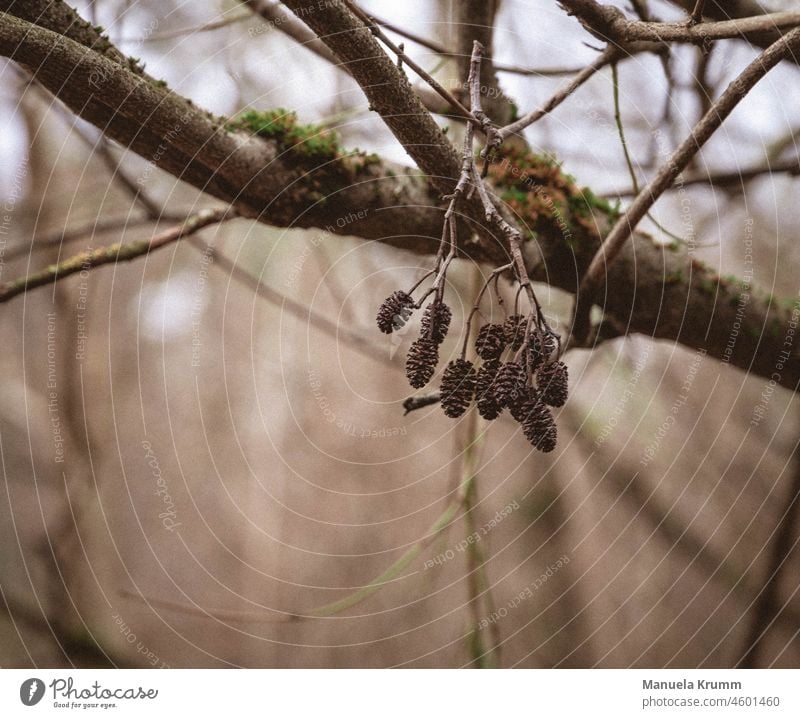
top-left (668, 239), bottom-right (687, 253)
top-left (500, 186), bottom-right (529, 205)
top-left (572, 187), bottom-right (620, 219)
top-left (697, 278), bottom-right (717, 295)
top-left (780, 295), bottom-right (800, 312)
top-left (230, 108), bottom-right (341, 159)
top-left (665, 269), bottom-right (684, 285)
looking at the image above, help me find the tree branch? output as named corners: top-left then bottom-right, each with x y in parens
top-left (243, 0), bottom-right (449, 116)
top-left (368, 10), bottom-right (585, 77)
top-left (498, 46), bottom-right (620, 141)
top-left (560, 0), bottom-right (800, 44)
top-left (2, 4), bottom-right (800, 393)
top-left (0, 209), bottom-right (230, 303)
top-left (605, 157), bottom-right (800, 197)
top-left (573, 26), bottom-right (800, 342)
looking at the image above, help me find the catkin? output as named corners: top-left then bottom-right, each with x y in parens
top-left (475, 323), bottom-right (506, 360)
top-left (421, 301), bottom-right (452, 345)
top-left (537, 360), bottom-right (569, 407)
top-left (440, 359), bottom-right (477, 418)
top-left (406, 338), bottom-right (438, 388)
top-left (376, 290), bottom-right (414, 334)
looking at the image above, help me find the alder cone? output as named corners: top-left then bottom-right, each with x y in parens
top-left (537, 360), bottom-right (569, 407)
top-left (520, 397), bottom-right (558, 453)
top-left (406, 338), bottom-right (438, 389)
top-left (493, 360), bottom-right (527, 408)
top-left (504, 314), bottom-right (527, 351)
top-left (440, 358), bottom-right (477, 418)
top-left (509, 386), bottom-right (538, 423)
top-left (475, 358), bottom-right (502, 420)
top-left (376, 290), bottom-right (414, 334)
top-left (421, 301), bottom-right (452, 345)
top-left (475, 323), bottom-right (506, 360)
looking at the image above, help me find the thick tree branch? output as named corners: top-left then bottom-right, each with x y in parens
top-left (560, 0), bottom-right (800, 44)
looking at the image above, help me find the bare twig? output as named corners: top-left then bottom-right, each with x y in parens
top-left (368, 11), bottom-right (584, 77)
top-left (403, 392), bottom-right (442, 414)
top-left (0, 209), bottom-right (231, 303)
top-left (498, 46), bottom-right (619, 141)
top-left (4, 215), bottom-right (172, 262)
top-left (120, 13), bottom-right (252, 43)
top-left (571, 26), bottom-right (800, 342)
top-left (603, 158), bottom-right (800, 197)
top-left (690, 0), bottom-right (706, 25)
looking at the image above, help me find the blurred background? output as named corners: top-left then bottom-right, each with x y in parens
top-left (1, 0), bottom-right (799, 668)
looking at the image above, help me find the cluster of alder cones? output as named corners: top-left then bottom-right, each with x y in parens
top-left (377, 292), bottom-right (569, 452)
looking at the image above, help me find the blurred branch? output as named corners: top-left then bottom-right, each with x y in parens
top-left (560, 407), bottom-right (800, 642)
top-left (604, 158), bottom-right (800, 197)
top-left (121, 12), bottom-right (253, 43)
top-left (369, 11), bottom-right (584, 77)
top-left (191, 239), bottom-right (397, 368)
top-left (4, 215), bottom-right (165, 262)
top-left (0, 590), bottom-right (130, 667)
top-left (243, 0), bottom-right (463, 117)
top-left (119, 588), bottom-right (297, 623)
top-left (309, 467), bottom-right (476, 618)
top-left (572, 26), bottom-right (800, 342)
top-left (738, 434), bottom-right (800, 667)
top-left (125, 470), bottom-right (476, 622)
top-left (0, 209), bottom-right (231, 303)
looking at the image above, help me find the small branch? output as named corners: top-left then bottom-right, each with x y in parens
top-left (368, 11), bottom-right (583, 77)
top-left (0, 208), bottom-right (231, 303)
top-left (498, 45), bottom-right (619, 141)
top-left (560, 1), bottom-right (800, 44)
top-left (4, 215), bottom-right (176, 263)
top-left (690, 0), bottom-right (706, 25)
top-left (604, 158), bottom-right (800, 197)
top-left (572, 26), bottom-right (800, 342)
top-left (403, 392), bottom-right (441, 414)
